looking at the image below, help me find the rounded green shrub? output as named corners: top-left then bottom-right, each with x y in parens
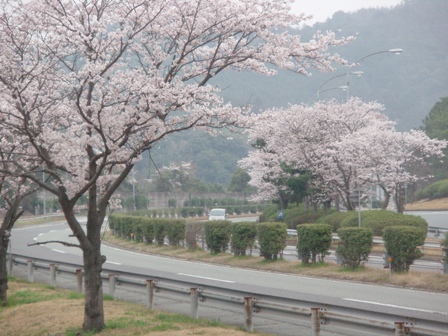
top-left (205, 220), bottom-right (231, 254)
top-left (296, 224), bottom-right (332, 264)
top-left (258, 222), bottom-right (287, 260)
top-left (336, 227), bottom-right (373, 268)
top-left (231, 222), bottom-right (257, 256)
top-left (383, 226), bottom-right (426, 272)
top-left (317, 211), bottom-right (356, 233)
top-left (340, 210), bottom-right (427, 237)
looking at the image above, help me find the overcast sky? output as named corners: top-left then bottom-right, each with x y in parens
top-left (291, 0), bottom-right (403, 25)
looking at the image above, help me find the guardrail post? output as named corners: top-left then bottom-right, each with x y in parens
top-left (49, 264), bottom-right (56, 287)
top-left (146, 279), bottom-right (154, 309)
top-left (7, 254), bottom-right (13, 276)
top-left (27, 260), bottom-right (34, 282)
top-left (311, 308), bottom-right (321, 336)
top-left (75, 269), bottom-right (83, 293)
top-left (442, 248), bottom-right (448, 275)
top-left (190, 288), bottom-right (198, 319)
top-left (244, 297), bottom-right (253, 332)
top-left (394, 322), bottom-right (405, 336)
top-left (109, 274), bottom-right (116, 298)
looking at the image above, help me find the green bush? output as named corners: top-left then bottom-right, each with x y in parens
top-left (383, 226), bottom-right (426, 272)
top-left (340, 210), bottom-right (427, 236)
top-left (287, 209), bottom-right (328, 230)
top-left (258, 204), bottom-right (279, 222)
top-left (153, 218), bottom-right (170, 245)
top-left (231, 222), bottom-right (257, 256)
top-left (140, 217), bottom-right (155, 244)
top-left (441, 231), bottom-right (448, 249)
top-left (336, 228), bottom-right (373, 268)
top-left (415, 179), bottom-right (448, 200)
top-left (317, 211), bottom-right (355, 233)
top-left (166, 219), bottom-right (186, 246)
top-left (131, 217), bottom-right (144, 241)
top-left (258, 222), bottom-right (287, 260)
top-left (296, 224), bottom-right (332, 264)
top-left (442, 232), bottom-right (448, 266)
top-left (205, 221), bottom-right (232, 254)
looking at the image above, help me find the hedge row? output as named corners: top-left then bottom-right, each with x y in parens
top-left (110, 214), bottom-right (287, 260)
top-left (317, 210), bottom-right (428, 236)
top-left (259, 204), bottom-right (332, 229)
top-left (109, 214), bottom-right (185, 246)
top-left (204, 221), bottom-right (286, 260)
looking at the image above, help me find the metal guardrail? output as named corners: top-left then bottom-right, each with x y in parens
top-left (7, 253), bottom-right (448, 336)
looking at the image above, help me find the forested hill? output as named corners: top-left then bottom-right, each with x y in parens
top-left (214, 0), bottom-right (448, 132)
top-left (144, 0), bottom-right (448, 186)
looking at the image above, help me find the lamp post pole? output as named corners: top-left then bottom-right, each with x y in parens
top-left (316, 72), bottom-right (363, 99)
top-left (346, 48), bottom-right (402, 99)
top-left (310, 85), bottom-right (348, 104)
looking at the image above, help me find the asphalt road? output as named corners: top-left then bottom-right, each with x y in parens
top-left (10, 220), bottom-right (448, 328)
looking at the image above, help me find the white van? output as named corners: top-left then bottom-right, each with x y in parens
top-left (208, 208), bottom-right (226, 221)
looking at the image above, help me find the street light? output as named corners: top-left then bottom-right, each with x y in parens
top-left (346, 48), bottom-right (402, 99)
top-left (349, 187), bottom-right (363, 228)
top-left (317, 72), bottom-right (363, 99)
top-left (309, 85), bottom-right (348, 104)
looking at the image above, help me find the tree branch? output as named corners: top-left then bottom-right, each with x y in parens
top-left (28, 240), bottom-right (81, 249)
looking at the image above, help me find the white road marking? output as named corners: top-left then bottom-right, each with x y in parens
top-left (51, 249), bottom-right (67, 254)
top-left (106, 261), bottom-right (122, 265)
top-left (343, 298), bottom-right (448, 315)
top-left (178, 273), bottom-right (236, 283)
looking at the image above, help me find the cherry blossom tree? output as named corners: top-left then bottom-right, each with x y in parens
top-left (0, 133), bottom-right (40, 306)
top-left (240, 98), bottom-right (446, 212)
top-left (0, 0), bottom-right (352, 331)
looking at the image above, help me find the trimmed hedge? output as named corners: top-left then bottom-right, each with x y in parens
top-left (317, 211), bottom-right (356, 233)
top-left (383, 226), bottom-right (426, 272)
top-left (340, 210), bottom-right (428, 236)
top-left (205, 220), bottom-right (232, 254)
top-left (258, 222), bottom-right (287, 260)
top-left (231, 221), bottom-right (257, 256)
top-left (109, 214), bottom-right (186, 246)
top-left (336, 228), bottom-right (373, 268)
top-left (296, 224), bottom-right (332, 264)
top-left (166, 220), bottom-right (186, 246)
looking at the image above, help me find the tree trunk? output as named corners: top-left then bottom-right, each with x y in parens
top-left (82, 244), bottom-right (105, 331)
top-left (381, 191), bottom-right (391, 210)
top-left (0, 240), bottom-right (9, 307)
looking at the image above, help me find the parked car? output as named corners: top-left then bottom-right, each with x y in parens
top-left (208, 208), bottom-right (226, 221)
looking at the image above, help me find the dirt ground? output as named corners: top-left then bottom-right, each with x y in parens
top-left (404, 197), bottom-right (448, 211)
top-left (1, 281), bottom-right (256, 336)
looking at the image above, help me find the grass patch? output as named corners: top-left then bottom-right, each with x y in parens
top-left (7, 287), bottom-right (63, 307)
top-left (106, 316), bottom-right (149, 329)
top-left (3, 279), bottom-right (264, 336)
top-left (103, 294), bottom-right (115, 301)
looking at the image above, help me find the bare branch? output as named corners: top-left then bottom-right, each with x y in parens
top-left (28, 240), bottom-right (81, 249)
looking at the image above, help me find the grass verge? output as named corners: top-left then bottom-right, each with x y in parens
top-left (1, 277), bottom-right (266, 336)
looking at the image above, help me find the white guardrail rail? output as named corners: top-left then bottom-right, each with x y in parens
top-left (7, 253), bottom-right (448, 336)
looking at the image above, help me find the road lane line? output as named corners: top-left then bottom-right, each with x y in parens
top-left (51, 249), bottom-right (67, 254)
top-left (343, 298), bottom-right (448, 315)
top-left (106, 261), bottom-right (122, 265)
top-left (178, 273), bottom-right (236, 283)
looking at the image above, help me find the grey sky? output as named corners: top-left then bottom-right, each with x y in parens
top-left (292, 0), bottom-right (403, 25)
